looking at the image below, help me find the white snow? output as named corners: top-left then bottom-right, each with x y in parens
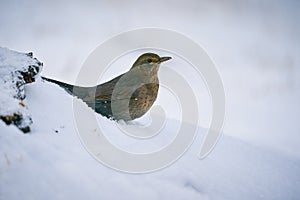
top-left (0, 48), bottom-right (40, 76)
top-left (0, 79), bottom-right (299, 200)
top-left (0, 47), bottom-right (42, 130)
top-left (1, 0), bottom-right (300, 199)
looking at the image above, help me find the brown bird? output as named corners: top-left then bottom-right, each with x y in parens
top-left (42, 53), bottom-right (171, 121)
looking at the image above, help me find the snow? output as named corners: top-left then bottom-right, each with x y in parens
top-left (0, 79), bottom-right (299, 199)
top-left (0, 47), bottom-right (42, 131)
top-left (1, 0), bottom-right (300, 199)
top-left (0, 48), bottom-right (40, 76)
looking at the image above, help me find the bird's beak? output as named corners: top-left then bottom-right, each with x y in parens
top-left (159, 57), bottom-right (172, 63)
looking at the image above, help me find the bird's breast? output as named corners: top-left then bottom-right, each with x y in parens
top-left (128, 82), bottom-right (159, 120)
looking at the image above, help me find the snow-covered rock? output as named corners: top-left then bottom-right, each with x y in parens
top-left (0, 47), bottom-right (43, 133)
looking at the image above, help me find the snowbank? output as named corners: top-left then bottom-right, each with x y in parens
top-left (0, 78), bottom-right (299, 200)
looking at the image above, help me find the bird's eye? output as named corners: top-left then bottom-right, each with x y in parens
top-left (147, 59), bottom-right (152, 63)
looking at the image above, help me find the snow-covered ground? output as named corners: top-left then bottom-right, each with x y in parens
top-left (0, 78), bottom-right (299, 200)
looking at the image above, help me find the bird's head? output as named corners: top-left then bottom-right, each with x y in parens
top-left (131, 53), bottom-right (171, 73)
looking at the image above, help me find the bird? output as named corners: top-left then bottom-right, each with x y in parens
top-left (42, 53), bottom-right (171, 121)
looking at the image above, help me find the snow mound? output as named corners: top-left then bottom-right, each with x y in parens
top-left (0, 79), bottom-right (299, 200)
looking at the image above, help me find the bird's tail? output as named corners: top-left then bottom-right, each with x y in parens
top-left (41, 76), bottom-right (74, 95)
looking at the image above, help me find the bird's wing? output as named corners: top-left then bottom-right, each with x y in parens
top-left (81, 73), bottom-right (124, 102)
top-left (96, 79), bottom-right (147, 101)
top-left (82, 70), bottom-right (157, 103)
top-left (95, 73), bottom-right (123, 100)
